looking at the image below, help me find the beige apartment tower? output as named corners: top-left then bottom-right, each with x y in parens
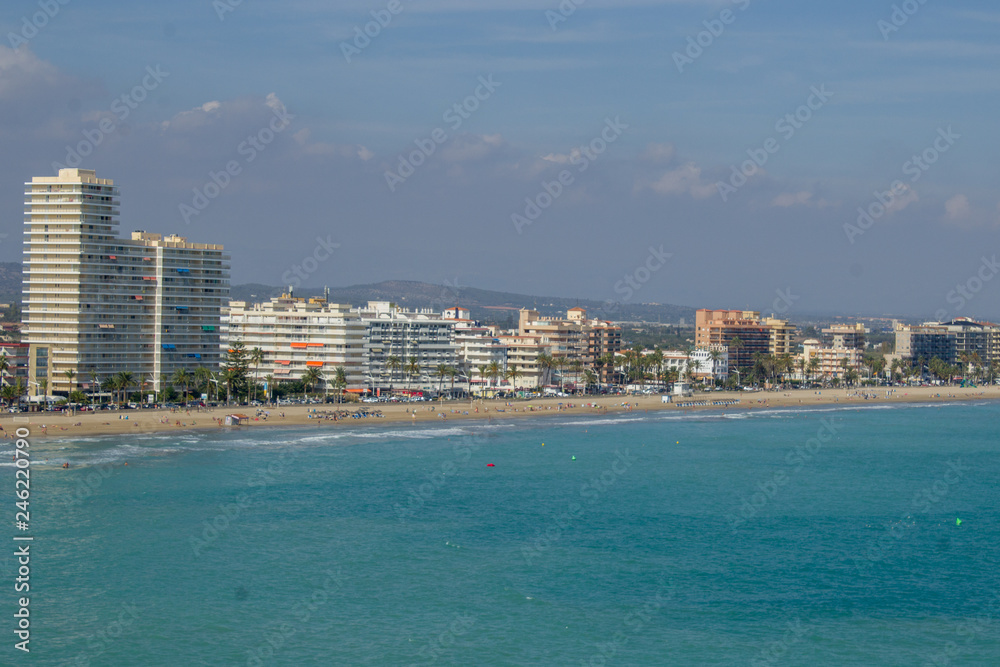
top-left (23, 169), bottom-right (229, 397)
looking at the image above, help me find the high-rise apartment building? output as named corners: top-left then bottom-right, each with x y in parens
top-left (23, 168), bottom-right (229, 395)
top-left (695, 309), bottom-right (790, 370)
top-left (356, 302), bottom-right (459, 390)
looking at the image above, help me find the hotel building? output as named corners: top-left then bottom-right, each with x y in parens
top-left (517, 307), bottom-right (622, 383)
top-left (222, 295), bottom-right (366, 391)
top-left (23, 168), bottom-right (229, 395)
top-left (443, 307), bottom-right (507, 389)
top-left (695, 310), bottom-right (795, 370)
top-left (356, 302), bottom-right (459, 390)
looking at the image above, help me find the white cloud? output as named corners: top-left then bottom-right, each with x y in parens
top-left (640, 143), bottom-right (676, 163)
top-left (644, 162), bottom-right (716, 199)
top-left (771, 191), bottom-right (813, 208)
top-left (944, 194), bottom-right (971, 221)
top-left (887, 185), bottom-right (918, 214)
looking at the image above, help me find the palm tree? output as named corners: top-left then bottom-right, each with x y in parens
top-left (436, 364), bottom-right (450, 397)
top-left (194, 366), bottom-right (212, 401)
top-left (808, 357), bottom-right (820, 384)
top-left (602, 352), bottom-right (618, 388)
top-left (13, 378), bottom-right (25, 410)
top-left (39, 378), bottom-right (48, 408)
top-left (1, 384), bottom-right (16, 408)
top-left (570, 360), bottom-right (584, 394)
top-left (386, 355), bottom-right (402, 388)
top-left (476, 364), bottom-right (488, 396)
top-left (116, 371), bottom-right (135, 405)
top-left (708, 349), bottom-right (722, 388)
top-left (89, 370), bottom-right (100, 404)
top-left (553, 357), bottom-right (567, 392)
top-left (536, 353), bottom-right (555, 387)
top-left (333, 366), bottom-right (348, 403)
top-left (263, 374), bottom-right (274, 403)
top-left (249, 347), bottom-right (264, 402)
top-left (486, 361), bottom-right (502, 392)
top-left (583, 369), bottom-right (597, 394)
top-left (172, 368), bottom-right (192, 403)
top-left (64, 368), bottom-right (76, 394)
top-left (405, 359), bottom-right (421, 390)
top-left (446, 366), bottom-right (458, 398)
top-left (221, 368), bottom-right (240, 404)
top-left (302, 367), bottom-right (322, 397)
top-left (505, 364), bottom-right (523, 393)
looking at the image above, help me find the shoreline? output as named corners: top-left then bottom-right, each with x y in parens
top-left (4, 385), bottom-right (999, 442)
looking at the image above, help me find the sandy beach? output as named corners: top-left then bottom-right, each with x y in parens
top-left (3, 385), bottom-right (998, 441)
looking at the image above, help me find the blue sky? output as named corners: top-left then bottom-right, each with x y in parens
top-left (3, 0), bottom-right (1000, 318)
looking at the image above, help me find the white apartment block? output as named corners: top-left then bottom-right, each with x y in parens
top-left (222, 295), bottom-right (366, 390)
top-left (356, 302), bottom-right (459, 390)
top-left (23, 168), bottom-right (229, 395)
top-left (689, 348), bottom-right (729, 382)
top-left (443, 307), bottom-right (506, 384)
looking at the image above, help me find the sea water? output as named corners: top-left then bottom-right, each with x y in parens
top-left (4, 401), bottom-right (1000, 665)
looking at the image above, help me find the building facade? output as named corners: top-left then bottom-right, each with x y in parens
top-left (356, 302), bottom-right (459, 391)
top-left (23, 169), bottom-right (229, 395)
top-left (222, 295), bottom-right (366, 391)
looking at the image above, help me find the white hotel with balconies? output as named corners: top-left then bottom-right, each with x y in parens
top-left (23, 168), bottom-right (229, 396)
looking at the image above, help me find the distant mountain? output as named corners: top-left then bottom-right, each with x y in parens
top-left (0, 264), bottom-right (694, 323)
top-left (0, 262), bottom-right (21, 304)
top-left (228, 279), bottom-right (696, 324)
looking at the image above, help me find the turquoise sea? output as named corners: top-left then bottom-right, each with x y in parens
top-left (5, 401), bottom-right (1000, 665)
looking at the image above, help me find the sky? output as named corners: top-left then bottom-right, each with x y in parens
top-left (2, 0), bottom-right (1000, 320)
